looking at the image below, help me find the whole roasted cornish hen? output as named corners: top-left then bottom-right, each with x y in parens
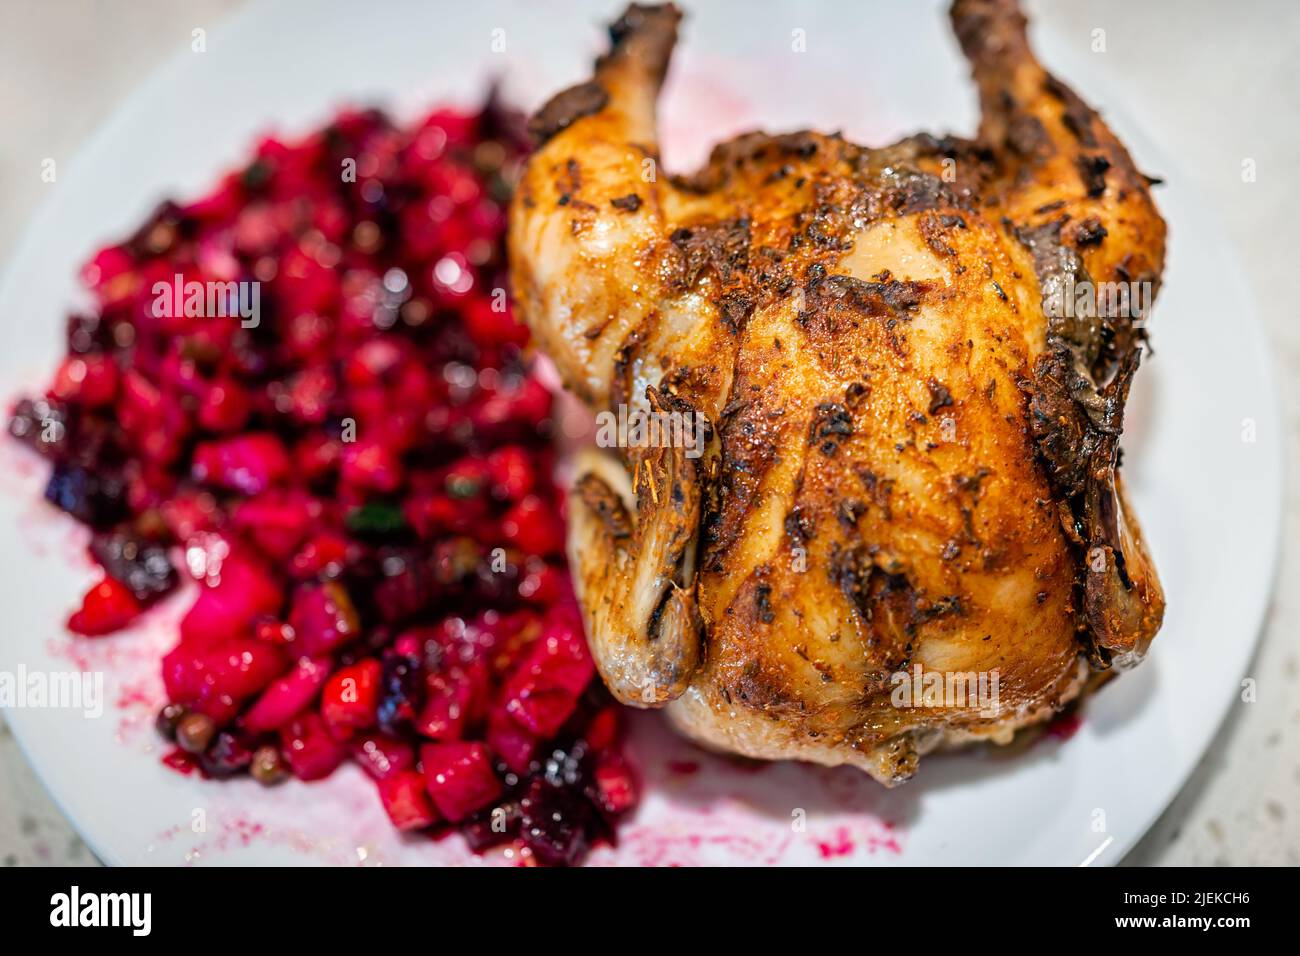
top-left (509, 0), bottom-right (1165, 784)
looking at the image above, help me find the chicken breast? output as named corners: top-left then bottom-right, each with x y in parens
top-left (509, 0), bottom-right (1165, 784)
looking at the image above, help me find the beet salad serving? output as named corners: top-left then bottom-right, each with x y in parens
top-left (7, 98), bottom-right (638, 867)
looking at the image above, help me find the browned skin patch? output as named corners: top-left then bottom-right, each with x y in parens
top-left (528, 82), bottom-right (609, 145)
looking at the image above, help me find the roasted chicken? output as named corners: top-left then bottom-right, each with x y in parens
top-left (509, 0), bottom-right (1165, 784)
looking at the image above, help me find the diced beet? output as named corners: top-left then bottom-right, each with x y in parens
top-left (471, 377), bottom-right (552, 435)
top-left (377, 770), bottom-right (440, 831)
top-left (230, 493), bottom-right (315, 561)
top-left (420, 107), bottom-right (477, 146)
top-left (487, 710), bottom-right (538, 776)
top-left (293, 433), bottom-right (341, 484)
top-left (162, 644), bottom-right (206, 703)
top-left (204, 640), bottom-right (288, 700)
top-left (181, 591), bottom-right (236, 644)
top-left (217, 639), bottom-right (286, 691)
top-left (421, 741), bottom-right (501, 822)
top-left (525, 562), bottom-right (571, 608)
top-left (462, 295), bottom-right (529, 349)
top-left (289, 531), bottom-right (349, 580)
top-left (500, 617), bottom-right (595, 738)
top-left (180, 552), bottom-right (282, 647)
top-left (519, 778), bottom-right (595, 868)
top-left (192, 433), bottom-right (290, 495)
top-left (340, 439), bottom-right (402, 493)
top-left (67, 577), bottom-right (143, 636)
top-left (485, 445), bottom-right (535, 501)
top-left (275, 247), bottom-right (339, 319)
top-left (414, 679), bottom-right (466, 741)
top-left (80, 246), bottom-right (135, 303)
top-left (161, 639), bottom-right (285, 720)
top-left (321, 659), bottom-right (382, 733)
top-left (280, 713), bottom-right (346, 781)
top-left (414, 661), bottom-right (487, 741)
top-left (288, 581), bottom-right (360, 655)
top-left (242, 656), bottom-right (332, 732)
top-left (349, 732), bottom-right (415, 781)
top-left (197, 380), bottom-right (252, 433)
top-left (117, 368), bottom-right (163, 437)
top-left (52, 354), bottom-right (119, 409)
top-left (499, 495), bottom-right (566, 557)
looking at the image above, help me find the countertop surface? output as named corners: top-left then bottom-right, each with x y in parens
top-left (1, 0), bottom-right (1296, 867)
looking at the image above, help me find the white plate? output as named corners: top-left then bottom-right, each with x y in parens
top-left (0, 0), bottom-right (1281, 866)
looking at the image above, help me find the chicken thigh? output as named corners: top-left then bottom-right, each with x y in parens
top-left (509, 0), bottom-right (1165, 784)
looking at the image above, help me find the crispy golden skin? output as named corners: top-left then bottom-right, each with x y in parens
top-left (509, 0), bottom-right (1165, 784)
